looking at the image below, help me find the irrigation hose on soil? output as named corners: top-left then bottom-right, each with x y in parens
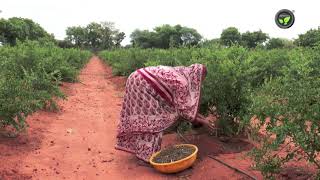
top-left (207, 155), bottom-right (257, 180)
top-left (177, 129), bottom-right (257, 180)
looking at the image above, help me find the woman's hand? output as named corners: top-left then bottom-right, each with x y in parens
top-left (195, 114), bottom-right (215, 131)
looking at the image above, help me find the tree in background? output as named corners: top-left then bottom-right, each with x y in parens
top-left (241, 30), bottom-right (269, 48)
top-left (281, 38), bottom-right (296, 49)
top-left (130, 30), bottom-right (158, 48)
top-left (114, 32), bottom-right (125, 48)
top-left (295, 27), bottom-right (320, 47)
top-left (220, 27), bottom-right (241, 46)
top-left (265, 38), bottom-right (295, 49)
top-left (200, 38), bottom-right (221, 48)
top-left (220, 28), bottom-right (269, 48)
top-left (154, 24), bottom-right (179, 48)
top-left (130, 24), bottom-right (202, 49)
top-left (56, 39), bottom-right (74, 48)
top-left (65, 26), bottom-right (86, 48)
top-left (266, 38), bottom-right (285, 49)
top-left (0, 17), bottom-right (54, 46)
top-left (179, 25), bottom-right (202, 47)
top-left (65, 22), bottom-right (125, 50)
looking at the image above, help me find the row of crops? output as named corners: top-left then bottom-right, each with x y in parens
top-left (99, 46), bottom-right (320, 178)
top-left (0, 41), bottom-right (91, 133)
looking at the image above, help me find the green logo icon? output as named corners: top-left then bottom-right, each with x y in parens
top-left (275, 9), bottom-right (295, 29)
top-left (278, 16), bottom-right (290, 25)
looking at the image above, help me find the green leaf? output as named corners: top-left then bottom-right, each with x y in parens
top-left (278, 18), bottom-right (284, 24)
top-left (284, 16), bottom-right (291, 23)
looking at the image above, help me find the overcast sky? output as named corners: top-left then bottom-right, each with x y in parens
top-left (1, 0), bottom-right (320, 45)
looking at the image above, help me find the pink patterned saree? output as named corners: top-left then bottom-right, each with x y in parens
top-left (115, 64), bottom-right (206, 162)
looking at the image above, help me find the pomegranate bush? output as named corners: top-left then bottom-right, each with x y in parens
top-left (0, 41), bottom-right (91, 132)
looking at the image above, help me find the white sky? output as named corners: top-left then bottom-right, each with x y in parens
top-left (1, 0), bottom-right (320, 45)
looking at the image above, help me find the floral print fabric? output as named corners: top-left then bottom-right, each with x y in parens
top-left (115, 64), bottom-right (205, 162)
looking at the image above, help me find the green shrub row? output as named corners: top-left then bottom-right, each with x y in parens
top-left (99, 46), bottom-right (320, 177)
top-left (0, 41), bottom-right (91, 132)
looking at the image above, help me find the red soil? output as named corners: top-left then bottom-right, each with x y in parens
top-left (0, 56), bottom-right (316, 180)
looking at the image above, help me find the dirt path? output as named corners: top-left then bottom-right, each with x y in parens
top-left (0, 56), bottom-right (266, 180)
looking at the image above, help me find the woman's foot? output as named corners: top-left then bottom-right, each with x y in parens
top-left (137, 159), bottom-right (151, 167)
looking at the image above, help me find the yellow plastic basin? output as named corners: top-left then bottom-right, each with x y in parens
top-left (149, 144), bottom-right (198, 173)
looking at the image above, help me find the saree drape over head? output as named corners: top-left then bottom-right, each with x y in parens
top-left (115, 64), bottom-right (206, 161)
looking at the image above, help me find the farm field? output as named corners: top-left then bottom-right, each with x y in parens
top-left (0, 56), bottom-right (261, 180)
top-left (99, 46), bottom-right (320, 179)
top-left (1, 6), bottom-right (320, 179)
top-left (0, 56), bottom-right (317, 180)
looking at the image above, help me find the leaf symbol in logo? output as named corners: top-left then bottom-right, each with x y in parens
top-left (278, 18), bottom-right (284, 24)
top-left (284, 16), bottom-right (291, 23)
top-left (284, 16), bottom-right (291, 25)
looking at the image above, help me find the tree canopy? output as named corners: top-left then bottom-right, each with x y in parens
top-left (220, 27), bottom-right (241, 46)
top-left (0, 17), bottom-right (54, 46)
top-left (130, 24), bottom-right (202, 49)
top-left (266, 38), bottom-right (287, 49)
top-left (241, 30), bottom-right (269, 48)
top-left (65, 22), bottom-right (125, 50)
top-left (220, 27), bottom-right (269, 48)
top-left (295, 27), bottom-right (320, 47)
